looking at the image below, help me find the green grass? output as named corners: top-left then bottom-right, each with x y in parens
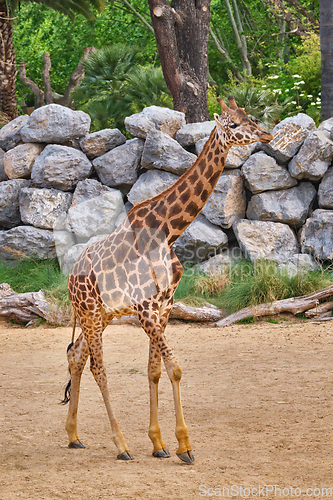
top-left (0, 258), bottom-right (71, 308)
top-left (175, 260), bottom-right (333, 313)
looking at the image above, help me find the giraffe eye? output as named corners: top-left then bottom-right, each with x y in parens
top-left (230, 123), bottom-right (238, 129)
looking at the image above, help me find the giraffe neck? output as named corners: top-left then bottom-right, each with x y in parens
top-left (128, 126), bottom-right (232, 246)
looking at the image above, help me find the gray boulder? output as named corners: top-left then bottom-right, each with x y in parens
top-left (262, 113), bottom-right (315, 164)
top-left (80, 128), bottom-right (126, 159)
top-left (141, 128), bottom-right (196, 175)
top-left (195, 252), bottom-right (233, 275)
top-left (0, 179), bottom-right (30, 228)
top-left (93, 138), bottom-right (144, 192)
top-left (176, 121), bottom-right (215, 147)
top-left (317, 117), bottom-right (333, 139)
top-left (288, 130), bottom-right (333, 181)
top-left (125, 106), bottom-right (185, 139)
top-left (0, 115), bottom-right (29, 151)
top-left (173, 214), bottom-right (228, 264)
top-left (202, 170), bottom-right (246, 228)
top-left (20, 104), bottom-right (91, 143)
top-left (19, 187), bottom-right (72, 230)
top-left (233, 219), bottom-right (299, 263)
top-left (127, 169), bottom-right (179, 205)
top-left (318, 167), bottom-right (333, 209)
top-left (4, 143), bottom-right (43, 179)
top-left (31, 144), bottom-right (92, 191)
top-left (241, 152), bottom-right (297, 193)
top-left (299, 209), bottom-right (333, 260)
top-left (0, 148), bottom-right (7, 181)
top-left (66, 179), bottom-right (126, 239)
top-left (278, 253), bottom-right (320, 277)
top-left (0, 226), bottom-right (56, 260)
top-left (246, 183), bottom-right (317, 227)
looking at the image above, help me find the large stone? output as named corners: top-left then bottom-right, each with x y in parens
top-left (246, 183), bottom-right (317, 228)
top-left (0, 115), bottom-right (29, 151)
top-left (318, 167), bottom-right (333, 209)
top-left (0, 148), bottom-right (7, 181)
top-left (173, 214), bottom-right (228, 264)
top-left (317, 117), bottom-right (333, 139)
top-left (31, 144), bottom-right (92, 191)
top-left (20, 104), bottom-right (91, 144)
top-left (233, 219), bottom-right (299, 263)
top-left (141, 128), bottom-right (196, 175)
top-left (288, 131), bottom-right (333, 181)
top-left (176, 121), bottom-right (215, 147)
top-left (127, 169), bottom-right (179, 205)
top-left (19, 187), bottom-right (72, 230)
top-left (201, 170), bottom-right (246, 228)
top-left (4, 143), bottom-right (43, 179)
top-left (79, 128), bottom-right (126, 159)
top-left (0, 226), bottom-right (56, 260)
top-left (195, 252), bottom-right (233, 275)
top-left (0, 179), bottom-right (30, 228)
top-left (66, 179), bottom-right (126, 239)
top-left (299, 209), bottom-right (333, 260)
top-left (278, 253), bottom-right (320, 277)
top-left (125, 106), bottom-right (185, 139)
top-left (93, 138), bottom-right (144, 192)
top-left (262, 113), bottom-right (315, 164)
top-left (241, 152), bottom-right (297, 193)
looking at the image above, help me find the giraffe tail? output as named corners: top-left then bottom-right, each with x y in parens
top-left (60, 315), bottom-right (76, 405)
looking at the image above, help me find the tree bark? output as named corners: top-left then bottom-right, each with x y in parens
top-left (42, 53), bottom-right (53, 104)
top-left (0, 2), bottom-right (18, 120)
top-left (18, 62), bottom-right (45, 108)
top-left (148, 0), bottom-right (211, 122)
top-left (320, 0), bottom-right (333, 120)
top-left (58, 47), bottom-right (94, 107)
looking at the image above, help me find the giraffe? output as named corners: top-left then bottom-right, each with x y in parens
top-left (63, 97), bottom-right (273, 463)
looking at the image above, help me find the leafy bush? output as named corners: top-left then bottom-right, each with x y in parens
top-left (73, 44), bottom-right (172, 130)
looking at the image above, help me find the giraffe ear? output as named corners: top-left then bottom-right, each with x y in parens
top-left (214, 113), bottom-right (220, 123)
top-left (228, 96), bottom-right (238, 110)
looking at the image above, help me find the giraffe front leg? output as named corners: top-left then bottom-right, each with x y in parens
top-left (65, 332), bottom-right (89, 449)
top-left (148, 340), bottom-right (170, 458)
top-left (164, 356), bottom-right (194, 464)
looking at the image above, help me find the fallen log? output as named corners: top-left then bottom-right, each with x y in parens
top-left (213, 284), bottom-right (333, 327)
top-left (304, 301), bottom-right (333, 318)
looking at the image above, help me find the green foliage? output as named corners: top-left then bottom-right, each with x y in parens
top-left (175, 260), bottom-right (333, 313)
top-left (221, 80), bottom-right (290, 129)
top-left (73, 45), bottom-right (172, 130)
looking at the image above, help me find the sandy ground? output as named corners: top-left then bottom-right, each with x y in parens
top-left (0, 318), bottom-right (333, 500)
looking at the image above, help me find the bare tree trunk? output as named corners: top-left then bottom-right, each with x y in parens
top-left (42, 53), bottom-right (53, 104)
top-left (58, 47), bottom-right (94, 107)
top-left (225, 0), bottom-right (251, 75)
top-left (148, 0), bottom-right (211, 123)
top-left (320, 0), bottom-right (333, 120)
top-left (0, 2), bottom-right (18, 120)
top-left (18, 62), bottom-right (45, 108)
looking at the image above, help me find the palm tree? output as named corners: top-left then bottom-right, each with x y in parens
top-left (320, 0), bottom-right (333, 120)
top-left (0, 0), bottom-right (104, 121)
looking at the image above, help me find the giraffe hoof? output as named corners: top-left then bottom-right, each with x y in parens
top-left (68, 439), bottom-right (86, 449)
top-left (176, 450), bottom-right (195, 463)
top-left (117, 450), bottom-right (134, 460)
top-left (153, 448), bottom-right (171, 458)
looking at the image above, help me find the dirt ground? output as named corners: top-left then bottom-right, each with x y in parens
top-left (0, 318), bottom-right (333, 500)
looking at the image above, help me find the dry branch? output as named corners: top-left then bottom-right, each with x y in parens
top-left (18, 62), bottom-right (45, 108)
top-left (304, 301), bottom-right (333, 318)
top-left (214, 285), bottom-right (333, 327)
top-left (42, 53), bottom-right (53, 104)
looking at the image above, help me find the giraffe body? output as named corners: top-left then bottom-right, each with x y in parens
top-left (65, 98), bottom-right (273, 462)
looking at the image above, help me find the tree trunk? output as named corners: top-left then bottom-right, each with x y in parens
top-left (148, 0), bottom-right (211, 122)
top-left (0, 2), bottom-right (18, 120)
top-left (320, 0), bottom-right (333, 120)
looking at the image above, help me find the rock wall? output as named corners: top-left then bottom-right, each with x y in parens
top-left (0, 103), bottom-right (332, 273)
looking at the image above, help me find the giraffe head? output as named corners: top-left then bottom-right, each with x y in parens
top-left (214, 96), bottom-right (274, 146)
